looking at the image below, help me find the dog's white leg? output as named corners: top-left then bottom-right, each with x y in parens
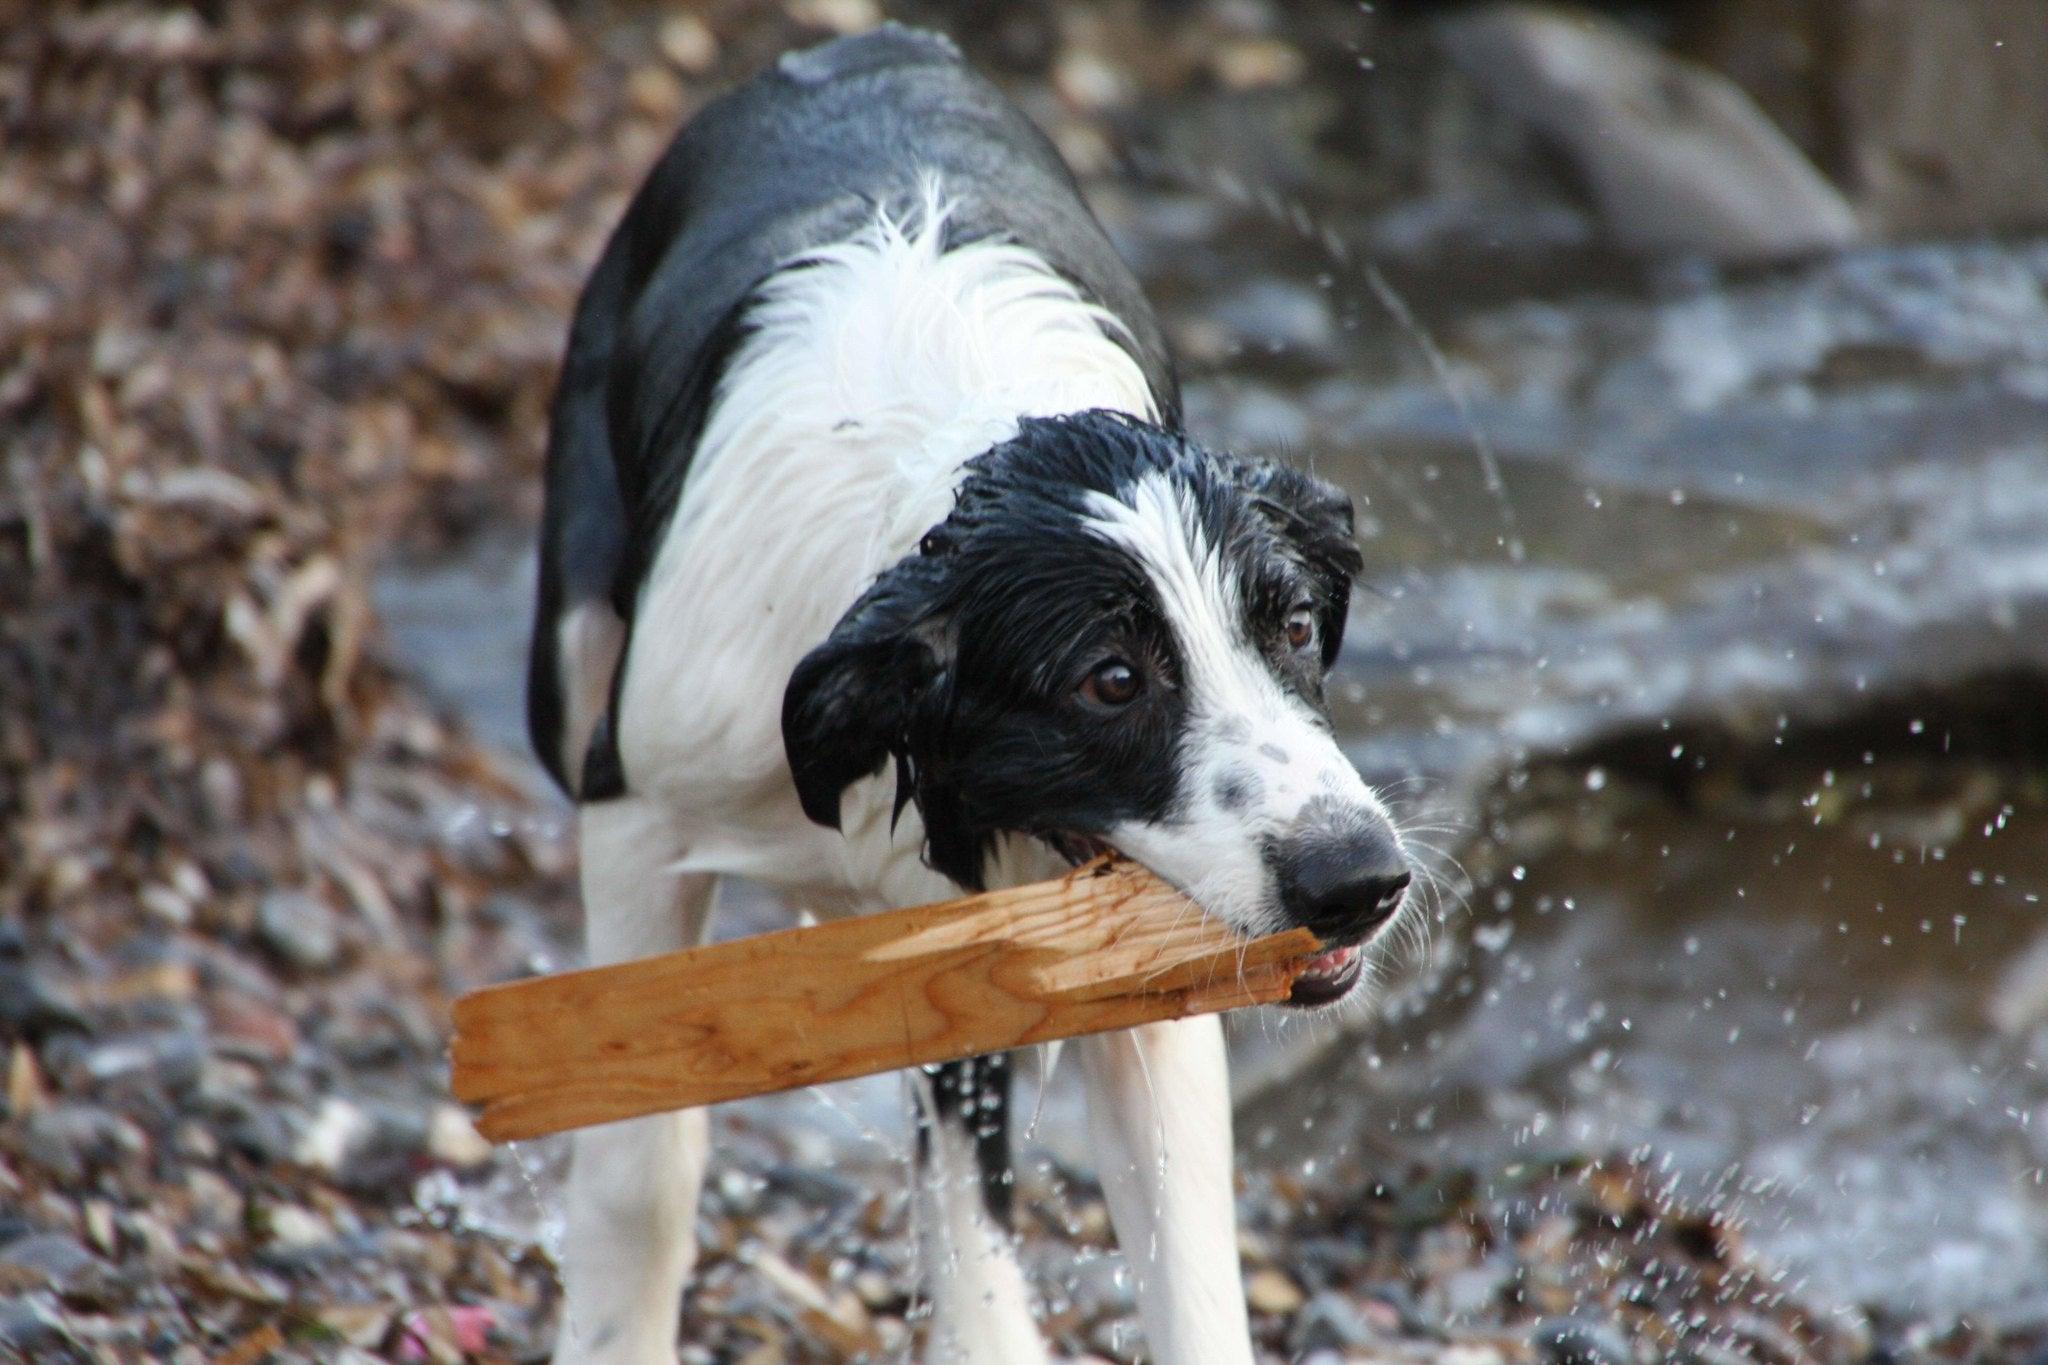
top-left (1077, 1015), bottom-right (1254, 1365)
top-left (554, 797), bottom-right (717, 1365)
top-left (915, 1069), bottom-right (1049, 1365)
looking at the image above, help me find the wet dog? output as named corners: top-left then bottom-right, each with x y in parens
top-left (529, 25), bottom-right (1411, 1363)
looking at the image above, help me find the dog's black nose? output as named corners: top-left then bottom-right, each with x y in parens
top-left (1270, 812), bottom-right (1410, 943)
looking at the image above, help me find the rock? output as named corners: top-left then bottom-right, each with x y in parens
top-left (261, 1204), bottom-right (333, 1252)
top-left (295, 1096), bottom-right (373, 1175)
top-left (1442, 1348), bottom-right (1508, 1365)
top-left (0, 927), bottom-right (90, 1042)
top-left (1988, 929), bottom-right (2048, 1033)
top-left (0, 1292), bottom-right (66, 1354)
top-left (1438, 4), bottom-right (1860, 261)
top-left (81, 1202), bottom-right (117, 1257)
top-left (19, 1104), bottom-right (148, 1184)
top-left (256, 889), bottom-right (341, 971)
top-left (1245, 1266), bottom-right (1307, 1316)
top-left (1438, 1259), bottom-right (1512, 1317)
top-left (0, 1233), bottom-right (103, 1294)
top-left (426, 1104), bottom-right (493, 1169)
top-left (1291, 1291), bottom-right (1376, 1352)
top-left (1533, 1315), bottom-right (1635, 1365)
top-left (1205, 279), bottom-right (1340, 368)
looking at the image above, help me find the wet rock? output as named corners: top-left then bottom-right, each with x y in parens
top-left (255, 888), bottom-right (342, 971)
top-left (1438, 4), bottom-right (1859, 261)
top-left (1205, 278), bottom-right (1340, 368)
top-left (0, 927), bottom-right (91, 1042)
top-left (1533, 1315), bottom-right (1634, 1365)
top-left (258, 1204), bottom-right (333, 1253)
top-left (74, 1028), bottom-right (205, 1090)
top-left (1290, 1290), bottom-right (1376, 1352)
top-left (1988, 930), bottom-right (2048, 1034)
top-left (1246, 1266), bottom-right (1306, 1316)
top-left (0, 1233), bottom-right (104, 1294)
top-left (425, 1104), bottom-right (493, 1169)
top-left (0, 1292), bottom-right (67, 1354)
top-left (19, 1104), bottom-right (148, 1183)
top-left (1437, 1259), bottom-right (1513, 1317)
top-left (295, 1096), bottom-right (373, 1176)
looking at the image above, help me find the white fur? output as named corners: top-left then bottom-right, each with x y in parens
top-left (1084, 471), bottom-right (1391, 936)
top-left (1078, 1017), bottom-right (1253, 1365)
top-left (557, 797), bottom-right (717, 1365)
top-left (919, 1104), bottom-right (1050, 1365)
top-left (615, 188), bottom-right (1156, 912)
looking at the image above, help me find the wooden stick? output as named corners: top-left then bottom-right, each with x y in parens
top-left (450, 859), bottom-right (1321, 1141)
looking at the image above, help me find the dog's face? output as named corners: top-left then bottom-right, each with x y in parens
top-left (783, 411), bottom-right (1409, 1005)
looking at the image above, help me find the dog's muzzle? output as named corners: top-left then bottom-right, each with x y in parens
top-left (1268, 807), bottom-right (1409, 1006)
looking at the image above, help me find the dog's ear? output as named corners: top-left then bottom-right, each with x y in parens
top-left (782, 557), bottom-right (947, 830)
top-left (1235, 460), bottom-right (1364, 667)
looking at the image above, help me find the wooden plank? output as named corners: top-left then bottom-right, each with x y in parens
top-left (450, 859), bottom-right (1321, 1141)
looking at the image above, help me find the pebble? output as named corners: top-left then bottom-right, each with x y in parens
top-left (0, 1232), bottom-right (103, 1294)
top-left (256, 889), bottom-right (341, 971)
top-left (1533, 1315), bottom-right (1636, 1365)
top-left (262, 1203), bottom-right (333, 1251)
top-left (0, 1292), bottom-right (66, 1353)
top-left (1442, 1347), bottom-right (1509, 1365)
top-left (426, 1104), bottom-right (493, 1169)
top-left (1246, 1266), bottom-right (1307, 1316)
top-left (19, 1103), bottom-right (148, 1183)
top-left (1291, 1290), bottom-right (1376, 1352)
top-left (0, 927), bottom-right (90, 1041)
top-left (295, 1096), bottom-right (372, 1175)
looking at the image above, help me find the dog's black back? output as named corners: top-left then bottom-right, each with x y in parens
top-left (530, 25), bottom-right (1179, 795)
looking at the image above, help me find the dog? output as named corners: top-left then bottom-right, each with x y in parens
top-left (528, 25), bottom-right (1412, 1364)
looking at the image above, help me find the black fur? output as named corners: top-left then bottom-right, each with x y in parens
top-left (919, 1054), bottom-right (1017, 1228)
top-left (782, 410), bottom-right (1363, 892)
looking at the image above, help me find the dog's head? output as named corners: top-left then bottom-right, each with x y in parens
top-left (783, 410), bottom-right (1408, 1004)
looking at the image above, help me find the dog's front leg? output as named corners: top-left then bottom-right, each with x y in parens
top-left (555, 798), bottom-right (718, 1365)
top-left (917, 1055), bottom-right (1050, 1365)
top-left (1077, 1015), bottom-right (1255, 1365)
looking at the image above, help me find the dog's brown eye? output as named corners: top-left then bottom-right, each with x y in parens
top-left (1285, 605), bottom-right (1317, 652)
top-left (1080, 659), bottom-right (1141, 707)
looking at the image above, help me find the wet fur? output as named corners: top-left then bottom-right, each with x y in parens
top-left (529, 26), bottom-right (1405, 1365)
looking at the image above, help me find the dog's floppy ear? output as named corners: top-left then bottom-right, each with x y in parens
top-left (1236, 460), bottom-right (1364, 667)
top-left (782, 557), bottom-right (947, 829)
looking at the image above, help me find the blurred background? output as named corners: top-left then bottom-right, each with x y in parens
top-left (5, 1), bottom-right (2047, 1360)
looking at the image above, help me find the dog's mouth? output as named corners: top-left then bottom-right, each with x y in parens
top-left (1046, 830), bottom-right (1369, 1008)
top-left (1045, 830), bottom-right (1115, 866)
top-left (1285, 942), bottom-right (1365, 1007)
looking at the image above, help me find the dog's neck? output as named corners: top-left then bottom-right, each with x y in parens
top-left (670, 190), bottom-right (1160, 584)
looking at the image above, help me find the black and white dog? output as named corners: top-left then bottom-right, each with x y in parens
top-left (529, 25), bottom-right (1411, 1364)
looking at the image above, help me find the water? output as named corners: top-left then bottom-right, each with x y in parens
top-left (376, 218), bottom-right (2048, 1326)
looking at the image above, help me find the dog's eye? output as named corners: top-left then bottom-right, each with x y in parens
top-left (1284, 604), bottom-right (1317, 653)
top-left (1079, 659), bottom-right (1142, 707)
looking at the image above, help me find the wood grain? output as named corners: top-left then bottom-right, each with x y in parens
top-left (450, 859), bottom-right (1321, 1141)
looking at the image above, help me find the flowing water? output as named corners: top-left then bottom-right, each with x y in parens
top-left (377, 210), bottom-right (2048, 1328)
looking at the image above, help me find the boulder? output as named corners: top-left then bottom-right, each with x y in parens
top-left (1438, 4), bottom-right (1861, 262)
